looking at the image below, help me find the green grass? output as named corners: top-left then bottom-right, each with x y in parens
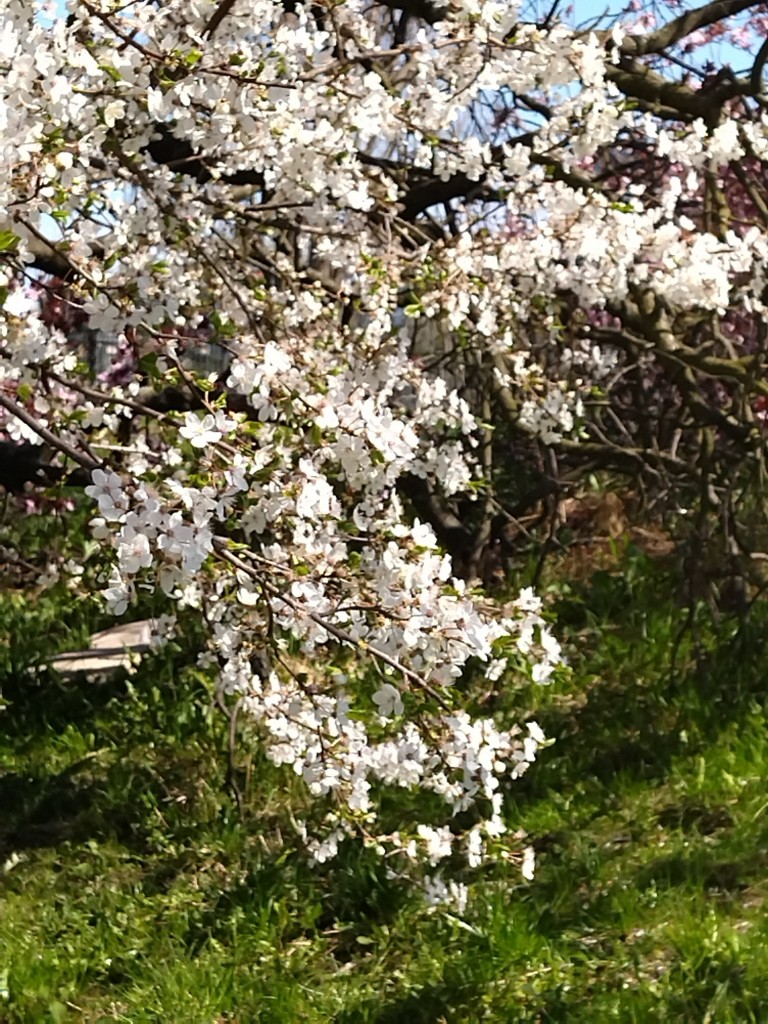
top-left (4, 552), bottom-right (768, 1022)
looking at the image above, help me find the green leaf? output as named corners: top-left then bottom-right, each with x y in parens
top-left (48, 1002), bottom-right (68, 1024)
top-left (0, 230), bottom-right (19, 252)
top-left (99, 63), bottom-right (122, 83)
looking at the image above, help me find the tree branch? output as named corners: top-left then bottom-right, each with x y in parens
top-left (0, 393), bottom-right (102, 471)
top-left (608, 55), bottom-right (744, 124)
top-left (203, 0), bottom-right (241, 38)
top-left (373, 0), bottom-right (449, 24)
top-left (621, 0), bottom-right (761, 57)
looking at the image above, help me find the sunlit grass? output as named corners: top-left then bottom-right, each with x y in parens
top-left (3, 548), bottom-right (768, 1022)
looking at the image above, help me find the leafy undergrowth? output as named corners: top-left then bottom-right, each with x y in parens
top-left (3, 550), bottom-right (768, 1022)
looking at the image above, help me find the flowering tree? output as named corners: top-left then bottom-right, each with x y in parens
top-left (1, 0), bottom-right (767, 903)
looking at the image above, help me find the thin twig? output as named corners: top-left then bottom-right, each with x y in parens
top-left (0, 392), bottom-right (101, 471)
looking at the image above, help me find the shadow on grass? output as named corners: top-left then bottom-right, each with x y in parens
top-left (345, 982), bottom-right (475, 1024)
top-left (518, 561), bottom-right (768, 804)
top-left (0, 767), bottom-right (111, 854)
top-left (0, 654), bottom-right (224, 861)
